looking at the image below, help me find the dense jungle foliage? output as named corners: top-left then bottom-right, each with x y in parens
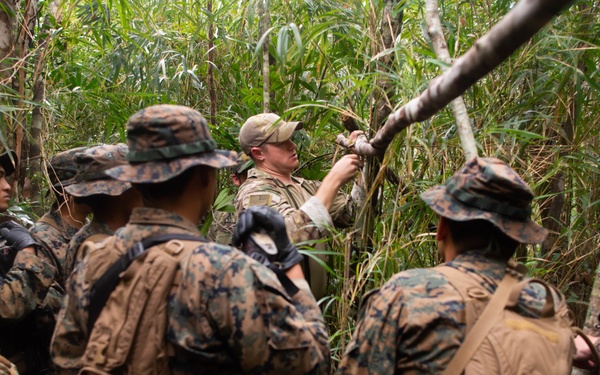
top-left (0, 0), bottom-right (598, 366)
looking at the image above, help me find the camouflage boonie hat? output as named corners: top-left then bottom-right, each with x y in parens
top-left (420, 157), bottom-right (547, 244)
top-left (238, 113), bottom-right (303, 155)
top-left (233, 153), bottom-right (254, 175)
top-left (65, 144), bottom-right (132, 197)
top-left (48, 147), bottom-right (88, 188)
top-left (106, 104), bottom-right (237, 183)
top-left (0, 150), bottom-right (17, 176)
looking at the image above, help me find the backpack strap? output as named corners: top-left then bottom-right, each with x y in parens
top-left (438, 265), bottom-right (521, 375)
top-left (87, 233), bottom-right (206, 333)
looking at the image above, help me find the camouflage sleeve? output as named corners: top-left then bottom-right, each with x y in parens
top-left (337, 269), bottom-right (467, 374)
top-left (236, 181), bottom-right (325, 245)
top-left (0, 250), bottom-right (58, 320)
top-left (329, 185), bottom-right (356, 229)
top-left (302, 179), bottom-right (357, 230)
top-left (168, 247), bottom-right (330, 374)
top-left (213, 257), bottom-right (330, 374)
top-left (336, 284), bottom-right (401, 375)
top-left (50, 258), bottom-right (92, 374)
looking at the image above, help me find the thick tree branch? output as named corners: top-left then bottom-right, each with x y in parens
top-left (340, 0), bottom-right (572, 157)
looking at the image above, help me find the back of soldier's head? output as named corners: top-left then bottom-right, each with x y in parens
top-left (47, 147), bottom-right (87, 207)
top-left (421, 157), bottom-right (547, 259)
top-left (66, 143), bottom-right (139, 214)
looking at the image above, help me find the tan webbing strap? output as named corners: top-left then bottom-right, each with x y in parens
top-left (439, 266), bottom-right (520, 375)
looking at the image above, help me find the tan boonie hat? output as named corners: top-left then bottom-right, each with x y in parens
top-left (0, 150), bottom-right (17, 176)
top-left (65, 144), bottom-right (132, 197)
top-left (106, 104), bottom-right (237, 183)
top-left (420, 157), bottom-right (547, 244)
top-left (48, 147), bottom-right (88, 188)
top-left (238, 113), bottom-right (303, 154)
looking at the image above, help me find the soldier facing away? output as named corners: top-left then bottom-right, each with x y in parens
top-left (235, 112), bottom-right (364, 300)
top-left (51, 104), bottom-right (329, 374)
top-left (61, 143), bottom-right (142, 277)
top-left (337, 157), bottom-right (589, 374)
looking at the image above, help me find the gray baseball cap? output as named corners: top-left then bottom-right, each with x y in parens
top-left (238, 113), bottom-right (303, 155)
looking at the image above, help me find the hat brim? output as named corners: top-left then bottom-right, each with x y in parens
top-left (106, 149), bottom-right (237, 183)
top-left (0, 151), bottom-right (17, 176)
top-left (265, 121), bottom-right (303, 144)
top-left (420, 186), bottom-right (547, 244)
top-left (65, 179), bottom-right (132, 197)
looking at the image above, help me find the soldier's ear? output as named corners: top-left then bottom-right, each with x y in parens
top-left (250, 147), bottom-right (265, 161)
top-left (436, 216), bottom-right (449, 242)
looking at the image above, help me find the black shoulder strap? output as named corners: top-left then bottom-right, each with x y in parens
top-left (87, 233), bottom-right (206, 333)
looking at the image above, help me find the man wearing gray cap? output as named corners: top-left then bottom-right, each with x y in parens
top-left (337, 157), bottom-right (587, 374)
top-left (52, 105), bottom-right (329, 374)
top-left (236, 112), bottom-right (364, 300)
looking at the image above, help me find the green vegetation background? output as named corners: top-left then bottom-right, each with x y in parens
top-left (0, 0), bottom-right (598, 368)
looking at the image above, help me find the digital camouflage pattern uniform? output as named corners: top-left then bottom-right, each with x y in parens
top-left (51, 104), bottom-right (330, 374)
top-left (30, 147), bottom-right (87, 288)
top-left (0, 150), bottom-right (64, 374)
top-left (62, 144), bottom-right (132, 277)
top-left (337, 157), bottom-right (566, 374)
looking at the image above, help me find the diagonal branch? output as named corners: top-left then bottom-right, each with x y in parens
top-left (341, 0), bottom-right (572, 157)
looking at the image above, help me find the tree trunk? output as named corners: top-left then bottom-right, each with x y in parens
top-left (259, 0), bottom-right (270, 112)
top-left (425, 0), bottom-right (477, 160)
top-left (355, 0), bottom-right (403, 253)
top-left (207, 0), bottom-right (216, 127)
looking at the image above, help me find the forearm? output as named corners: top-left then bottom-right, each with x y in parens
top-left (314, 173), bottom-right (342, 210)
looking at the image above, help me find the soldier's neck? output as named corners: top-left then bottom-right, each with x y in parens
top-left (259, 166), bottom-right (294, 185)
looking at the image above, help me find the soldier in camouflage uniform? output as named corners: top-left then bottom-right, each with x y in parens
top-left (236, 112), bottom-right (364, 299)
top-left (207, 153), bottom-right (253, 245)
top-left (51, 104), bottom-right (329, 374)
top-left (337, 157), bottom-right (577, 374)
top-left (0, 150), bottom-right (64, 374)
top-left (62, 144), bottom-right (142, 277)
top-left (30, 148), bottom-right (92, 288)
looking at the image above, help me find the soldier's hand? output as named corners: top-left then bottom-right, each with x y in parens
top-left (233, 206), bottom-right (303, 271)
top-left (0, 354), bottom-right (19, 375)
top-left (0, 221), bottom-right (39, 253)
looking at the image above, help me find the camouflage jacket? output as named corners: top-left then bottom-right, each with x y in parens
top-left (235, 168), bottom-right (356, 299)
top-left (51, 207), bottom-right (330, 374)
top-left (206, 210), bottom-right (236, 246)
top-left (63, 220), bottom-right (113, 279)
top-left (0, 250), bottom-right (57, 321)
top-left (236, 168), bottom-right (354, 244)
top-left (337, 251), bottom-right (565, 374)
top-left (31, 210), bottom-right (81, 287)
